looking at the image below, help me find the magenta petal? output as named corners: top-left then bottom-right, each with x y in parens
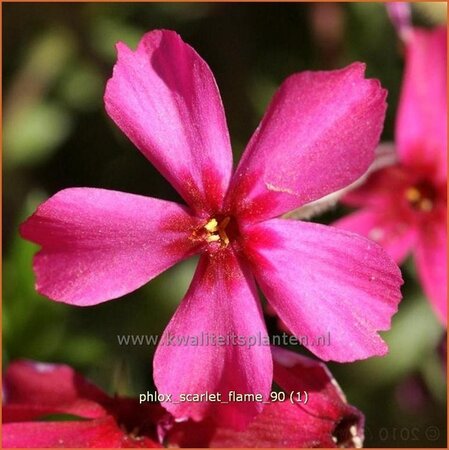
top-left (334, 209), bottom-right (416, 263)
top-left (209, 349), bottom-right (364, 448)
top-left (415, 219), bottom-right (447, 325)
top-left (2, 419), bottom-right (162, 448)
top-left (20, 188), bottom-right (201, 305)
top-left (228, 63), bottom-right (387, 222)
top-left (2, 418), bottom-right (129, 448)
top-left (170, 402), bottom-right (361, 449)
top-left (105, 30), bottom-right (233, 214)
top-left (211, 402), bottom-right (361, 448)
top-left (153, 249), bottom-right (272, 429)
top-left (243, 219), bottom-right (403, 362)
top-left (270, 347), bottom-right (364, 448)
top-left (272, 347), bottom-right (361, 421)
top-left (3, 360), bottom-right (108, 422)
top-left (396, 27), bottom-right (447, 181)
top-left (167, 348), bottom-right (364, 448)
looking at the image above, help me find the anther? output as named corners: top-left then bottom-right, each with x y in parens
top-left (204, 218), bottom-right (218, 233)
top-left (405, 187), bottom-right (421, 203)
top-left (405, 186), bottom-right (434, 212)
top-left (203, 216), bottom-right (231, 247)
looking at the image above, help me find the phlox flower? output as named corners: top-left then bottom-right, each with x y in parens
top-left (20, 30), bottom-right (402, 427)
top-left (2, 350), bottom-right (364, 448)
top-left (335, 26), bottom-right (447, 325)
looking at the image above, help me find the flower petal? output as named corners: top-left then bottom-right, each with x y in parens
top-left (153, 249), bottom-right (272, 429)
top-left (284, 143), bottom-right (398, 221)
top-left (20, 188), bottom-right (201, 306)
top-left (227, 63), bottom-right (387, 222)
top-left (243, 219), bottom-right (403, 362)
top-left (270, 347), bottom-right (365, 448)
top-left (3, 360), bottom-right (108, 422)
top-left (386, 2), bottom-right (412, 41)
top-left (105, 30), bottom-right (233, 214)
top-left (397, 27), bottom-right (447, 181)
top-left (2, 417), bottom-right (161, 448)
top-left (166, 348), bottom-right (365, 448)
top-left (415, 218), bottom-right (447, 325)
top-left (334, 209), bottom-right (416, 263)
top-left (168, 402), bottom-right (362, 449)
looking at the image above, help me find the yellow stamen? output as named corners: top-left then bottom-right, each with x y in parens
top-left (405, 186), bottom-right (434, 212)
top-left (204, 218), bottom-right (218, 233)
top-left (218, 229), bottom-right (230, 246)
top-left (203, 216), bottom-right (231, 247)
top-left (419, 198), bottom-right (433, 212)
top-left (405, 187), bottom-right (421, 202)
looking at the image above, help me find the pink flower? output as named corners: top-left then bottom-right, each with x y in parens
top-left (335, 27), bottom-right (447, 325)
top-left (2, 360), bottom-right (165, 447)
top-left (167, 347), bottom-right (365, 448)
top-left (20, 30), bottom-right (402, 427)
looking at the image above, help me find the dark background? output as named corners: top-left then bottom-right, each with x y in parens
top-left (3, 3), bottom-right (447, 447)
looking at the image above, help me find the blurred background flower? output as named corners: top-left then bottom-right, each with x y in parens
top-left (3, 3), bottom-right (446, 447)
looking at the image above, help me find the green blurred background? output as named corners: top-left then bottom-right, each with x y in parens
top-left (3, 2), bottom-right (447, 447)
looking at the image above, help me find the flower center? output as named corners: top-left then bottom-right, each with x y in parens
top-left (204, 216), bottom-right (231, 246)
top-left (190, 215), bottom-right (240, 250)
top-left (404, 182), bottom-right (436, 212)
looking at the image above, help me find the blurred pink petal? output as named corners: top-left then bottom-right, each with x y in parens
top-left (386, 2), bottom-right (412, 41)
top-left (335, 209), bottom-right (416, 263)
top-left (228, 63), bottom-right (387, 222)
top-left (397, 27), bottom-right (447, 182)
top-left (3, 360), bottom-right (108, 422)
top-left (154, 249), bottom-right (272, 429)
top-left (20, 188), bottom-right (201, 305)
top-left (415, 218), bottom-right (447, 324)
top-left (3, 418), bottom-right (129, 448)
top-left (167, 348), bottom-right (364, 448)
top-left (105, 30), bottom-right (233, 214)
top-left (2, 360), bottom-right (164, 448)
top-left (243, 219), bottom-right (402, 362)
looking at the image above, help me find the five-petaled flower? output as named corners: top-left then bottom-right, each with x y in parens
top-left (20, 30), bottom-right (402, 427)
top-left (335, 26), bottom-right (447, 325)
